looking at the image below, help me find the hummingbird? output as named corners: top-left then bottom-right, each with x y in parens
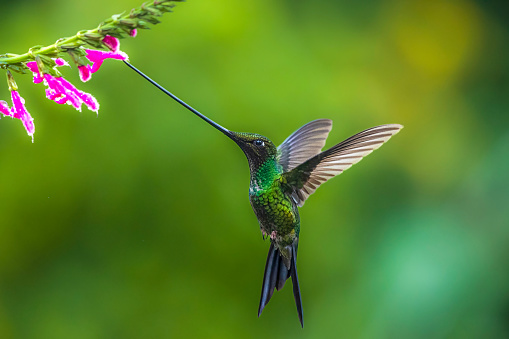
top-left (124, 61), bottom-right (402, 327)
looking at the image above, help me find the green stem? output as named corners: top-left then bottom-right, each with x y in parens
top-left (0, 0), bottom-right (183, 70)
top-left (0, 35), bottom-right (81, 64)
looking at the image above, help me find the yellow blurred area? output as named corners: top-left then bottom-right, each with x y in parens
top-left (0, 0), bottom-right (508, 338)
top-left (390, 0), bottom-right (482, 84)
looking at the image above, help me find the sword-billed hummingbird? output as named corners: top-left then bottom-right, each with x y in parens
top-left (124, 61), bottom-right (402, 327)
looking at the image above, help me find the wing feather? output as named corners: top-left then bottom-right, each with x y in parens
top-left (277, 119), bottom-right (333, 172)
top-left (283, 124), bottom-right (403, 206)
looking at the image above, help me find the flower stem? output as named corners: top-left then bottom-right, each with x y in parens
top-left (0, 36), bottom-right (80, 64)
top-left (0, 0), bottom-right (183, 72)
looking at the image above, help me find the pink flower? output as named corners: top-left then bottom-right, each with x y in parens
top-left (26, 58), bottom-right (67, 84)
top-left (26, 61), bottom-right (44, 84)
top-left (78, 65), bottom-right (92, 82)
top-left (77, 36), bottom-right (128, 82)
top-left (0, 91), bottom-right (35, 141)
top-left (85, 49), bottom-right (128, 73)
top-left (0, 100), bottom-right (12, 117)
top-left (59, 77), bottom-right (99, 112)
top-left (54, 58), bottom-right (69, 67)
top-left (44, 73), bottom-right (82, 110)
top-left (11, 91), bottom-right (35, 140)
top-left (43, 73), bottom-right (99, 113)
top-left (102, 35), bottom-right (120, 52)
top-left (78, 49), bottom-right (128, 82)
top-left (129, 29), bottom-right (137, 37)
top-left (26, 60), bottom-right (99, 113)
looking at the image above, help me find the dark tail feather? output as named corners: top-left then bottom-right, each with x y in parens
top-left (282, 241), bottom-right (297, 290)
top-left (258, 243), bottom-right (278, 317)
top-left (290, 243), bottom-right (303, 328)
top-left (258, 242), bottom-right (303, 328)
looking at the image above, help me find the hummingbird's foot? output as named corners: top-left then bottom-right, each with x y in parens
top-left (270, 231), bottom-right (277, 240)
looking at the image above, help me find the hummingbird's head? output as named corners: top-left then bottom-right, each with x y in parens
top-left (229, 132), bottom-right (278, 169)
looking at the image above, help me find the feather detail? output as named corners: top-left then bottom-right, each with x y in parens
top-left (284, 124), bottom-right (403, 206)
top-left (277, 119), bottom-right (333, 172)
top-left (258, 242), bottom-right (301, 325)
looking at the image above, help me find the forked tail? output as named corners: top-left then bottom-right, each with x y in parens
top-left (258, 242), bottom-right (303, 327)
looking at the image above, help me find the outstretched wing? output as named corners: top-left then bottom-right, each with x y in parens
top-left (282, 124), bottom-right (403, 207)
top-left (277, 119), bottom-right (333, 172)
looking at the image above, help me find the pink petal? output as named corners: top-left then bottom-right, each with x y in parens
top-left (77, 91), bottom-right (99, 113)
top-left (45, 88), bottom-right (66, 104)
top-left (45, 88), bottom-right (58, 100)
top-left (102, 35), bottom-right (120, 52)
top-left (129, 29), bottom-right (137, 37)
top-left (78, 65), bottom-right (92, 82)
top-left (26, 61), bottom-right (38, 73)
top-left (85, 49), bottom-right (128, 73)
top-left (10, 91), bottom-right (35, 141)
top-left (88, 59), bottom-right (104, 74)
top-left (54, 58), bottom-right (69, 67)
top-left (0, 100), bottom-right (13, 117)
top-left (57, 77), bottom-right (99, 113)
top-left (26, 61), bottom-right (44, 84)
top-left (55, 96), bottom-right (68, 105)
top-left (43, 74), bottom-right (82, 111)
top-left (43, 74), bottom-right (66, 100)
top-left (25, 57), bottom-right (100, 116)
top-left (27, 59), bottom-right (68, 84)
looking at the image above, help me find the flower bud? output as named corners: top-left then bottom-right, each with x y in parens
top-left (84, 32), bottom-right (104, 41)
top-left (119, 18), bottom-right (137, 28)
top-left (6, 71), bottom-right (17, 91)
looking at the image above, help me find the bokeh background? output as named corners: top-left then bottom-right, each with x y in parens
top-left (1, 0), bottom-right (508, 338)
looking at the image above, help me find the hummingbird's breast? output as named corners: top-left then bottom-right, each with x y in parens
top-left (249, 177), bottom-right (300, 246)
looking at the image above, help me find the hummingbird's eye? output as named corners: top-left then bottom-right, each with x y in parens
top-left (254, 140), bottom-right (265, 147)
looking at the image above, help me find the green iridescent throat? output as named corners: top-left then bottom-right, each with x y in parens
top-left (250, 157), bottom-right (282, 195)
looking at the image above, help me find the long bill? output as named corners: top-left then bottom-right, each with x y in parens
top-left (123, 61), bottom-right (234, 139)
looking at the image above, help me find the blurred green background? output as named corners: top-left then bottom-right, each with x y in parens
top-left (1, 0), bottom-right (508, 338)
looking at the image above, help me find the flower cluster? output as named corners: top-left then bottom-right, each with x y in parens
top-left (0, 0), bottom-right (183, 141)
top-left (0, 35), bottom-right (130, 142)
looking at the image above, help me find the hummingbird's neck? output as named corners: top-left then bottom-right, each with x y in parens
top-left (249, 157), bottom-right (282, 194)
